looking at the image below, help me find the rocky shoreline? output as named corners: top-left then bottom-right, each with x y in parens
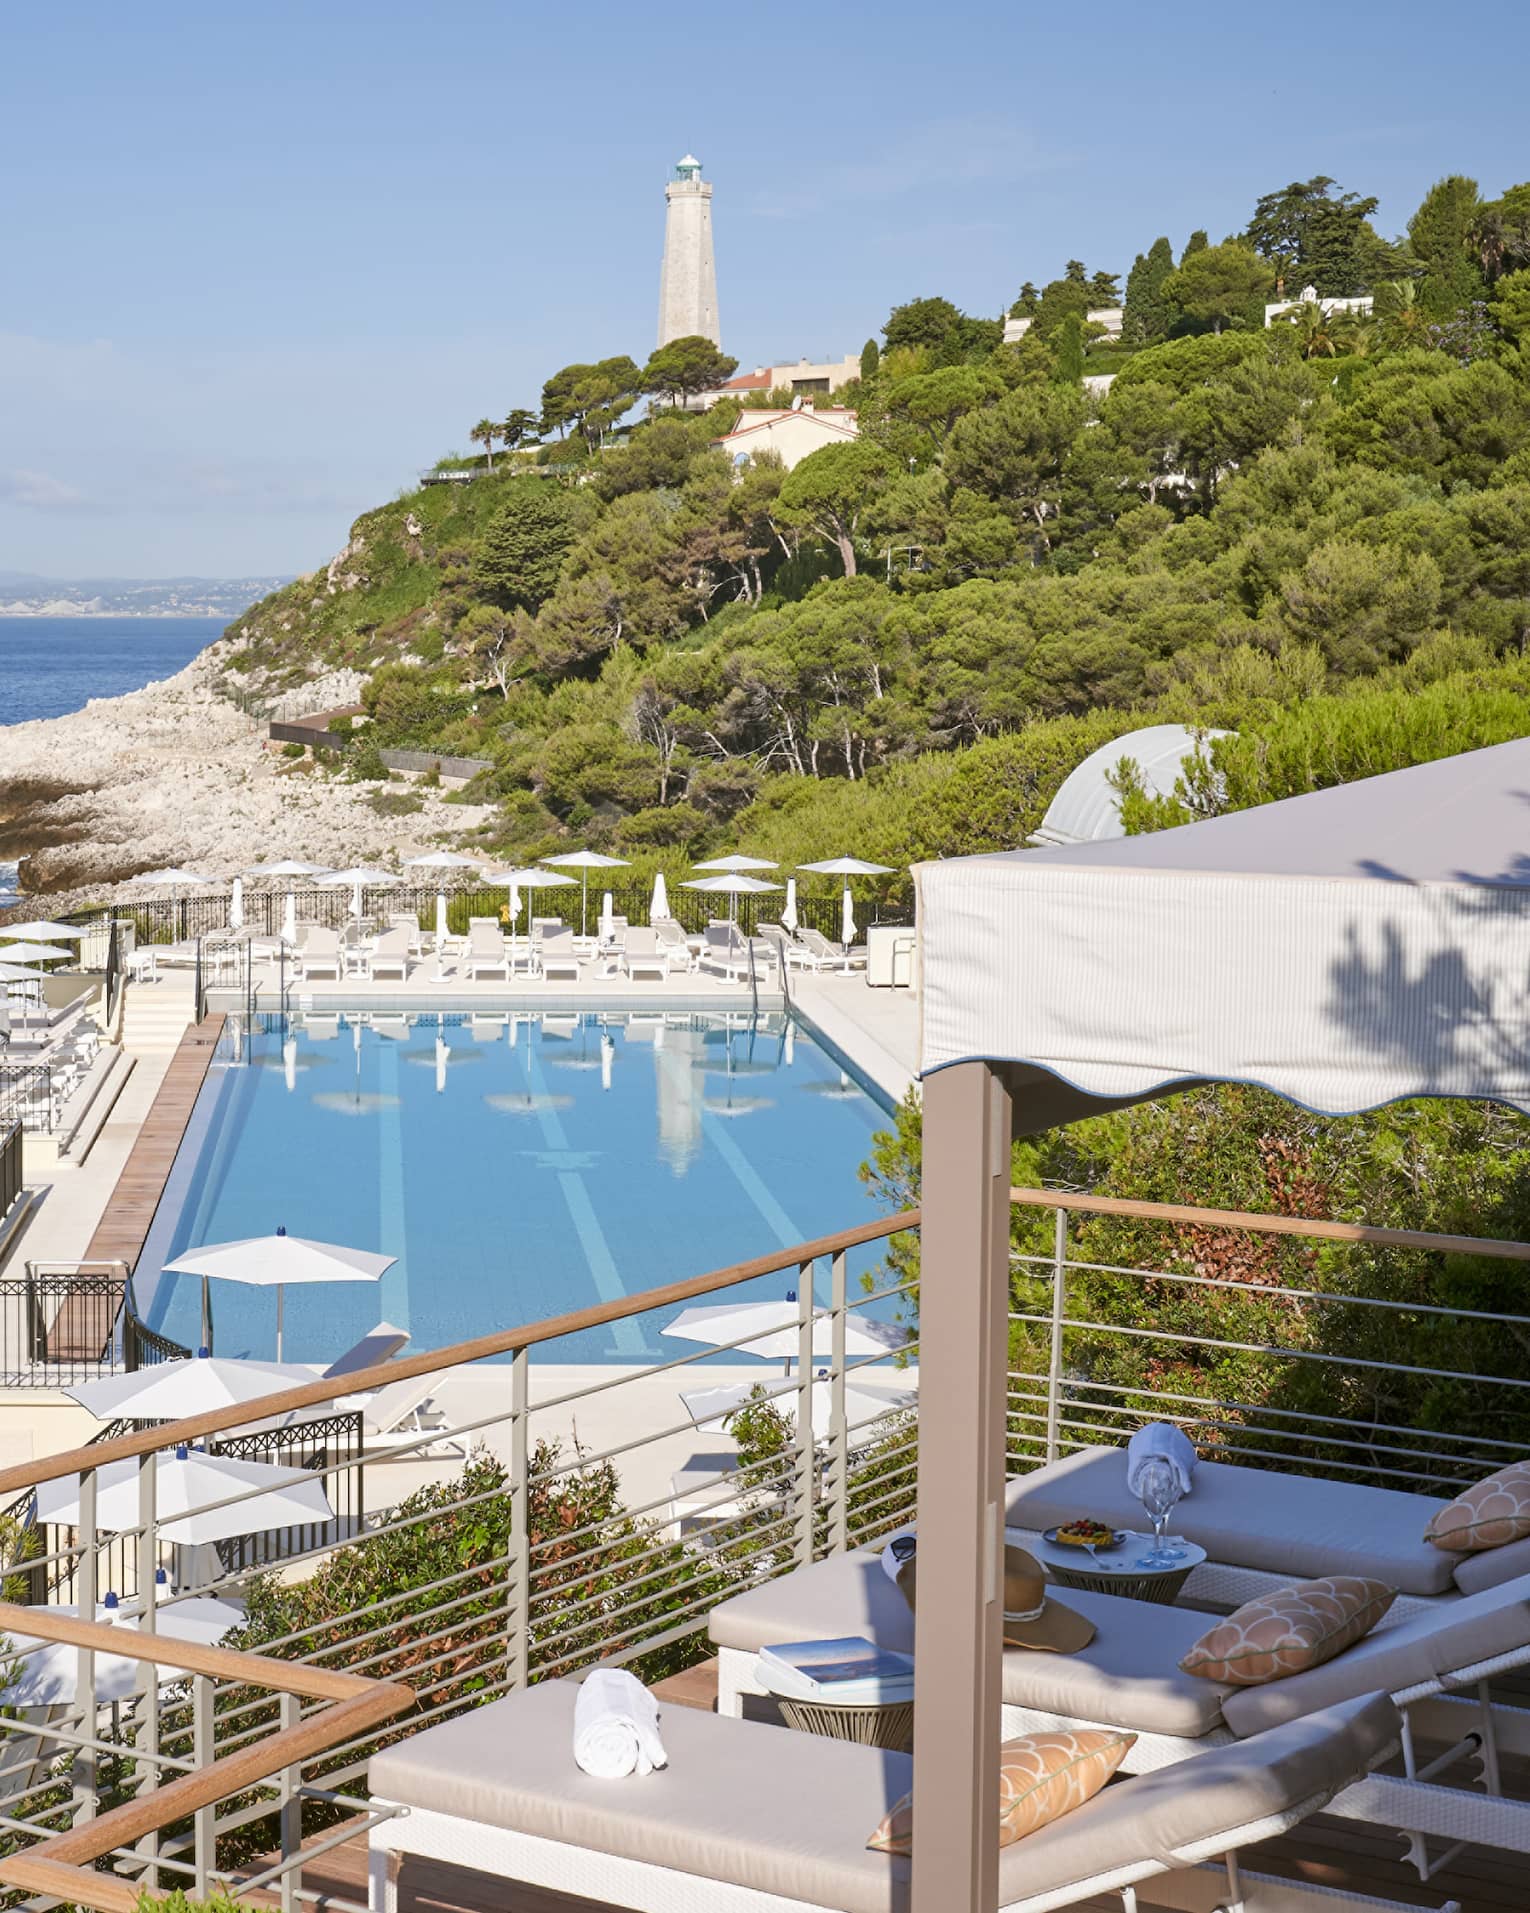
top-left (0, 641), bottom-right (491, 910)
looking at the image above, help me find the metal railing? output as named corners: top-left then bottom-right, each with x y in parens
top-left (0, 1122), bottom-right (21, 1230)
top-left (0, 1064), bottom-right (65, 1136)
top-left (95, 884), bottom-right (860, 946)
top-left (0, 1264), bottom-right (184, 1387)
top-left (0, 1192), bottom-right (1523, 1908)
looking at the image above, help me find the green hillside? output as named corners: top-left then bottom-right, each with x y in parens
top-left (220, 172), bottom-right (1530, 874)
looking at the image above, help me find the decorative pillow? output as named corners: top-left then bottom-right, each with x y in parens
top-left (1424, 1461), bottom-right (1530, 1554)
top-left (1179, 1576), bottom-right (1394, 1687)
top-left (867, 1729), bottom-right (1135, 1855)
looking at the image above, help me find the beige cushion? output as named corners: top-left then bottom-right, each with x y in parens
top-left (1181, 1578), bottom-right (1395, 1686)
top-left (1425, 1460), bottom-right (1530, 1553)
top-left (1454, 1532), bottom-right (1530, 1596)
top-left (371, 1678), bottom-right (914, 1913)
top-left (1005, 1448), bottom-right (1455, 1595)
top-left (869, 1729), bottom-right (1134, 1856)
top-left (709, 1551), bottom-right (1227, 1736)
top-left (1222, 1575), bottom-right (1530, 1737)
top-left (993, 1694), bottom-right (1400, 1901)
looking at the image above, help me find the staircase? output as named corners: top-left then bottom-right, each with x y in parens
top-left (119, 974), bottom-right (199, 1055)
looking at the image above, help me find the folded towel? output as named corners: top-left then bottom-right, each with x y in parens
top-left (1127, 1422), bottom-right (1197, 1500)
top-left (574, 1667), bottom-right (667, 1779)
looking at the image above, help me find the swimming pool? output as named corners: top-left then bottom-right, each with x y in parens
top-left (138, 1010), bottom-right (898, 1364)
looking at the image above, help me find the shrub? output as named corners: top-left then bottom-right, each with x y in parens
top-left (280, 741), bottom-right (307, 759)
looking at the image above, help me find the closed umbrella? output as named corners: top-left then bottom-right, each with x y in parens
top-left (434, 893), bottom-right (449, 947)
top-left (598, 891), bottom-right (616, 942)
top-left (650, 872), bottom-right (670, 923)
top-left (797, 858), bottom-right (895, 951)
top-left (541, 850), bottom-right (629, 937)
top-left (282, 893), bottom-right (298, 946)
top-left (230, 877), bottom-right (244, 931)
top-left (64, 1350), bottom-right (312, 1422)
top-left (36, 1445), bottom-right (336, 1546)
top-left (162, 1229), bottom-right (393, 1359)
top-left (781, 878), bottom-right (799, 934)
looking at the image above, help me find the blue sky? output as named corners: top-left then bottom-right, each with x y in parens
top-left (3, 0), bottom-right (1527, 578)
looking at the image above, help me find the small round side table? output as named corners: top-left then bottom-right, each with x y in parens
top-left (774, 1696), bottom-right (914, 1750)
top-left (1031, 1534), bottom-right (1207, 1606)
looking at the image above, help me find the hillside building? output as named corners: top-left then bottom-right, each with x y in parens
top-left (1004, 307), bottom-right (1123, 344)
top-left (657, 154), bottom-right (720, 349)
top-left (1264, 286), bottom-right (1375, 326)
top-left (711, 404), bottom-right (859, 471)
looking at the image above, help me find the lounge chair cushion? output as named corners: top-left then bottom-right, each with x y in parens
top-left (1005, 1447), bottom-right (1457, 1596)
top-left (1221, 1573), bottom-right (1530, 1737)
top-left (1424, 1459), bottom-right (1530, 1553)
top-left (371, 1679), bottom-right (1397, 1912)
top-left (868, 1728), bottom-right (1135, 1856)
top-left (1453, 1530), bottom-right (1530, 1595)
top-left (371, 1677), bottom-right (915, 1913)
top-left (708, 1551), bottom-right (1230, 1737)
top-left (1179, 1576), bottom-right (1395, 1685)
top-left (992, 1693), bottom-right (1398, 1898)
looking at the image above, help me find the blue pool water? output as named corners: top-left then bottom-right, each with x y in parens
top-left (139, 1010), bottom-right (897, 1364)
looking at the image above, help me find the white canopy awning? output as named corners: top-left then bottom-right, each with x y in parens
top-left (916, 739), bottom-right (1530, 1129)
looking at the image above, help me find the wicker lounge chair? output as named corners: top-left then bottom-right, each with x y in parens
top-left (367, 1679), bottom-right (1406, 1913)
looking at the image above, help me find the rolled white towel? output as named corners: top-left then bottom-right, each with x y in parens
top-left (1126, 1422), bottom-right (1197, 1500)
top-left (573, 1667), bottom-right (667, 1779)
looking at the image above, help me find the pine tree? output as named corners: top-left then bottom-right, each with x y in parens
top-left (1182, 230), bottom-right (1209, 262)
top-left (860, 338), bottom-right (880, 382)
top-left (1052, 312), bottom-right (1085, 384)
top-left (1409, 176), bottom-right (1487, 317)
top-left (1123, 237), bottom-right (1175, 344)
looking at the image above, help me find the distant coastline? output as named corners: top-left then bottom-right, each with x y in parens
top-left (0, 604), bottom-right (243, 619)
top-left (0, 572), bottom-right (291, 622)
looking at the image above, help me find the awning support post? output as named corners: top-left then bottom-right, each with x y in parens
top-left (911, 1060), bottom-right (1011, 1913)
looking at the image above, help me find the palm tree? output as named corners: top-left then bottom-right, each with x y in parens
top-left (1281, 300), bottom-right (1345, 359)
top-left (1373, 279), bottom-right (1429, 351)
top-left (501, 408), bottom-right (538, 455)
top-left (469, 418), bottom-right (498, 470)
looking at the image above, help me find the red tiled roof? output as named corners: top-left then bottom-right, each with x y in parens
top-left (720, 371), bottom-right (773, 390)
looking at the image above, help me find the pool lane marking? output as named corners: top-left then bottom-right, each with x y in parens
top-left (698, 1111), bottom-right (811, 1286)
top-left (525, 1042), bottom-right (650, 1356)
top-left (374, 1037), bottom-right (411, 1331)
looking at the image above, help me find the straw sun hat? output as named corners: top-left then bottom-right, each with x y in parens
top-left (888, 1537), bottom-right (1095, 1654)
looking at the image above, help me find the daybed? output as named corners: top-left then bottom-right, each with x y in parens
top-left (367, 1678), bottom-right (1406, 1913)
top-left (1004, 1446), bottom-right (1530, 1610)
top-left (707, 1546), bottom-right (1530, 1875)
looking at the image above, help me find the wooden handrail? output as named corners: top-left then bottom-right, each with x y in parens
top-left (0, 1603), bottom-right (412, 1911)
top-left (1011, 1187), bottom-right (1530, 1261)
top-left (0, 1208), bottom-right (920, 1496)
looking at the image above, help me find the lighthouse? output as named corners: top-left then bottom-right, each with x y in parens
top-left (657, 154), bottom-right (720, 349)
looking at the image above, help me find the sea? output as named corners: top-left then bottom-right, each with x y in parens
top-left (0, 613), bottom-right (226, 907)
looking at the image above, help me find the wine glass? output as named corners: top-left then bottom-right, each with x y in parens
top-left (1136, 1458), bottom-right (1186, 1568)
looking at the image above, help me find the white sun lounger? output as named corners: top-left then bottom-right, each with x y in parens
top-left (321, 1322), bottom-right (410, 1381)
top-left (362, 929), bottom-right (413, 983)
top-left (367, 1679), bottom-right (1409, 1913)
top-left (341, 1375), bottom-right (467, 1461)
top-left (538, 930), bottom-right (583, 983)
top-left (707, 1545), bottom-right (1530, 1880)
top-left (796, 927), bottom-right (868, 972)
top-left (621, 928), bottom-right (670, 982)
top-left (464, 924), bottom-right (511, 982)
top-left (295, 926), bottom-right (342, 982)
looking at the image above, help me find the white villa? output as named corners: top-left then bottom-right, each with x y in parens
top-left (711, 403), bottom-right (859, 471)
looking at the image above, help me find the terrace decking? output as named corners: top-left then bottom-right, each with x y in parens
top-left (81, 1011), bottom-right (224, 1276)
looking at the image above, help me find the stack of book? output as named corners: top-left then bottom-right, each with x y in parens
top-left (754, 1636), bottom-right (915, 1706)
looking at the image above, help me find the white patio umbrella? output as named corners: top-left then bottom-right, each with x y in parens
top-left (126, 868), bottom-right (209, 889)
top-left (1, 1592), bottom-right (247, 1708)
top-left (682, 1375), bottom-right (915, 1443)
top-left (781, 878), bottom-right (799, 934)
top-left (0, 920), bottom-right (87, 941)
top-left (64, 1349), bottom-right (313, 1422)
top-left (404, 850), bottom-right (480, 873)
top-left (798, 858), bottom-right (895, 949)
top-left (0, 942), bottom-right (73, 964)
top-left (649, 871), bottom-right (670, 923)
top-left (229, 877), bottom-right (244, 931)
top-left (245, 861), bottom-right (326, 879)
top-left (485, 867), bottom-right (576, 934)
top-left (541, 850), bottom-right (629, 937)
top-left (318, 866), bottom-right (400, 920)
top-left (162, 1229), bottom-right (394, 1359)
top-left (682, 872), bottom-right (781, 926)
top-left (693, 855), bottom-right (778, 873)
top-left (666, 1299), bottom-right (907, 1370)
top-left (36, 1445), bottom-right (335, 1546)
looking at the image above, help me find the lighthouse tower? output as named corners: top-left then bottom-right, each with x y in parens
top-left (657, 154), bottom-right (720, 349)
